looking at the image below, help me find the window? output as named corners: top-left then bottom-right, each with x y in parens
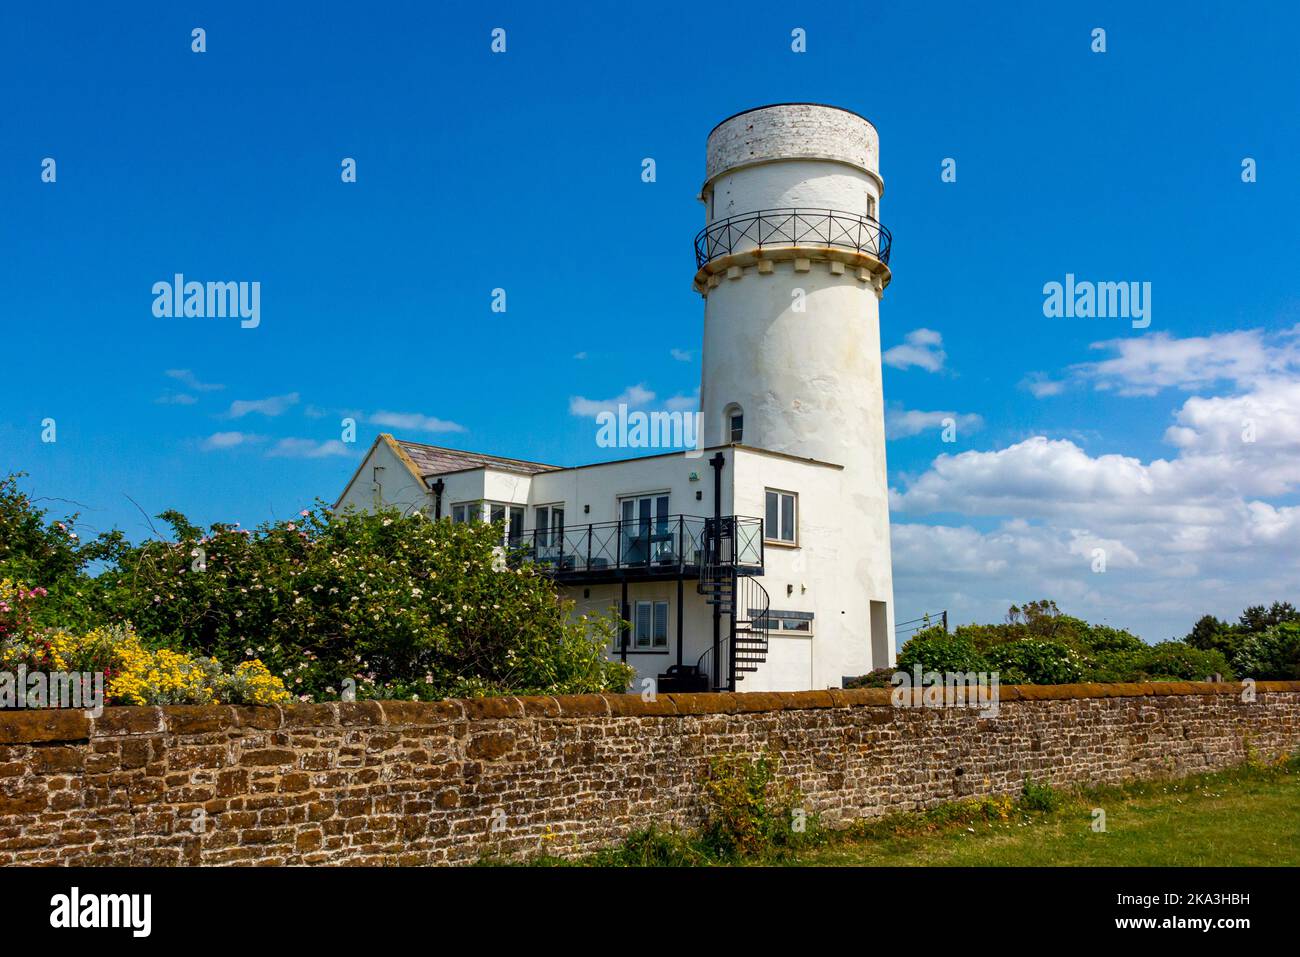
top-left (752, 609), bottom-right (813, 636)
top-left (535, 505), bottom-right (565, 548)
top-left (724, 404), bottom-right (743, 443)
top-left (452, 502), bottom-right (480, 524)
top-left (764, 489), bottom-right (797, 543)
top-left (867, 195), bottom-right (878, 220)
top-left (489, 503), bottom-right (525, 543)
top-left (620, 493), bottom-right (671, 564)
top-left (633, 600), bottom-right (669, 650)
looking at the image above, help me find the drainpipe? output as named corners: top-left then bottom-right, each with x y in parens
top-left (709, 451), bottom-right (725, 689)
top-left (430, 478), bottom-right (445, 519)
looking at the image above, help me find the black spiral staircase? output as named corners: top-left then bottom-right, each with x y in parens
top-left (694, 518), bottom-right (771, 691)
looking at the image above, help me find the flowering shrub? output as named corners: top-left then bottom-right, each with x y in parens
top-left (893, 600), bottom-right (1235, 685)
top-left (896, 628), bottom-right (990, 674)
top-left (84, 506), bottom-right (633, 701)
top-left (1231, 622), bottom-right (1300, 680)
top-left (986, 639), bottom-right (1084, 685)
top-left (0, 578), bottom-right (46, 640)
top-left (0, 616), bottom-right (290, 707)
top-left (1, 474), bottom-right (632, 703)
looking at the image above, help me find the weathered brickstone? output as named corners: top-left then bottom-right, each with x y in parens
top-left (92, 707), bottom-right (163, 736)
top-left (239, 749), bottom-right (297, 767)
top-left (0, 710), bottom-right (89, 744)
top-left (0, 682), bottom-right (1297, 866)
top-left (165, 707), bottom-right (234, 736)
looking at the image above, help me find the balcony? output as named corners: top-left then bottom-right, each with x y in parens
top-left (505, 514), bottom-right (764, 584)
top-left (694, 207), bottom-right (892, 269)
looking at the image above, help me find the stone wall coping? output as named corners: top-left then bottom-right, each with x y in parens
top-left (1, 681), bottom-right (1297, 745)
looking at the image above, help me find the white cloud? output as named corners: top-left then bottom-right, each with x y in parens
top-left (891, 435), bottom-right (1300, 639)
top-left (201, 431), bottom-right (263, 450)
top-left (670, 348), bottom-right (692, 362)
top-left (226, 392), bottom-right (300, 419)
top-left (892, 326), bottom-right (1300, 641)
top-left (156, 393), bottom-right (198, 405)
top-left (569, 384), bottom-right (654, 417)
top-left (165, 369), bottom-right (224, 392)
top-left (267, 438), bottom-right (354, 458)
top-left (885, 407), bottom-right (983, 440)
top-left (1021, 373), bottom-right (1066, 398)
top-left (368, 410), bottom-right (466, 434)
top-left (883, 328), bottom-right (946, 372)
top-left (1072, 328), bottom-right (1300, 396)
top-left (573, 351), bottom-right (588, 360)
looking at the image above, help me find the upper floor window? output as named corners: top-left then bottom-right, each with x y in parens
top-left (724, 404), bottom-right (743, 443)
top-left (867, 195), bottom-right (878, 220)
top-left (535, 504), bottom-right (565, 546)
top-left (765, 489), bottom-right (797, 544)
top-left (489, 502), bottom-right (526, 543)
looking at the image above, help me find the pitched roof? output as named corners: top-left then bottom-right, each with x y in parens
top-left (394, 438), bottom-right (560, 477)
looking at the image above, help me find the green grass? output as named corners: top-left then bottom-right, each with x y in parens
top-left (786, 759), bottom-right (1300, 867)
top-left (500, 756), bottom-right (1300, 867)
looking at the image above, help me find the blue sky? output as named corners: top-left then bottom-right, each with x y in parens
top-left (3, 1), bottom-right (1299, 641)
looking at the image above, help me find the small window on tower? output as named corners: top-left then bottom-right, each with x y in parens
top-left (724, 404), bottom-right (743, 443)
top-left (867, 195), bottom-right (878, 220)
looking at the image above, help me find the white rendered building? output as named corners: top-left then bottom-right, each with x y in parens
top-left (335, 103), bottom-right (896, 692)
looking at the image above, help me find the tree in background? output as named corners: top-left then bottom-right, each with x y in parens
top-left (1185, 603), bottom-right (1300, 681)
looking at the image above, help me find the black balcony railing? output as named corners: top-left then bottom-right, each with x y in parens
top-left (694, 207), bottom-right (892, 269)
top-left (504, 514), bottom-right (763, 577)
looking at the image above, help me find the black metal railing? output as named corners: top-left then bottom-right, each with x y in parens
top-left (504, 514), bottom-right (763, 576)
top-left (694, 207), bottom-right (892, 269)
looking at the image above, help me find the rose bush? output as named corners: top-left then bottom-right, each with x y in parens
top-left (1, 474), bottom-right (632, 702)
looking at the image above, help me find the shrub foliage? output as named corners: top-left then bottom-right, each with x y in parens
top-left (0, 472), bottom-right (632, 702)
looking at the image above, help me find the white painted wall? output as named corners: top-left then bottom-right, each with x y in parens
top-left (335, 440), bottom-right (430, 516)
top-left (529, 450), bottom-right (725, 525)
top-left (707, 160), bottom-right (879, 230)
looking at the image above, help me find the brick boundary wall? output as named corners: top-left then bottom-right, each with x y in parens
top-left (2, 681), bottom-right (1299, 866)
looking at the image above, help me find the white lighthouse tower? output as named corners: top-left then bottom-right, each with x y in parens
top-left (694, 103), bottom-right (897, 675)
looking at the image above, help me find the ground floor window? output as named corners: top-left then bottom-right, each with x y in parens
top-left (752, 609), bottom-right (813, 636)
top-left (632, 599), bottom-right (669, 650)
top-left (451, 502), bottom-right (479, 524)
